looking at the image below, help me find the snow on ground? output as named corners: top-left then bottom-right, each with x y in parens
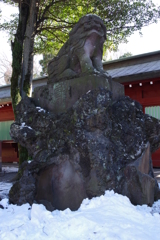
top-left (0, 182), bottom-right (13, 199)
top-left (1, 166), bottom-right (18, 173)
top-left (0, 190), bottom-right (160, 240)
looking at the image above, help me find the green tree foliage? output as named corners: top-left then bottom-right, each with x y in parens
top-left (29, 0), bottom-right (160, 54)
top-left (119, 52), bottom-right (132, 59)
top-left (1, 0), bottom-right (160, 55)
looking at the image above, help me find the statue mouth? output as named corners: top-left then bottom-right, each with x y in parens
top-left (86, 29), bottom-right (105, 38)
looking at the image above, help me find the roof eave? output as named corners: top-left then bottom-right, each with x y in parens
top-left (112, 71), bottom-right (160, 84)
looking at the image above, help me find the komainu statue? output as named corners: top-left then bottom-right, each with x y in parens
top-left (9, 14), bottom-right (160, 212)
top-left (48, 14), bottom-right (107, 83)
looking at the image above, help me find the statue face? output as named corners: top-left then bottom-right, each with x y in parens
top-left (70, 15), bottom-right (106, 41)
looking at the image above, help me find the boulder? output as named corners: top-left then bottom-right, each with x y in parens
top-left (9, 88), bottom-right (160, 210)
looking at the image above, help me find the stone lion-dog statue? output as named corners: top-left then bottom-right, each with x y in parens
top-left (48, 14), bottom-right (107, 83)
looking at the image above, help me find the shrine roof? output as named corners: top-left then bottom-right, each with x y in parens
top-left (103, 50), bottom-right (160, 83)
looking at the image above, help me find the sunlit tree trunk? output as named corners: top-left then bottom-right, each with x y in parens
top-left (21, 0), bottom-right (37, 98)
top-left (11, 0), bottom-right (38, 164)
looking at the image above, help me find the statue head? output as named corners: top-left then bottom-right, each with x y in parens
top-left (69, 14), bottom-right (106, 40)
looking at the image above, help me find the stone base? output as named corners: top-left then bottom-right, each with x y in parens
top-left (9, 89), bottom-right (160, 210)
top-left (33, 73), bottom-right (124, 115)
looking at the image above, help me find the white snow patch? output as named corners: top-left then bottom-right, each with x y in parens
top-left (36, 107), bottom-right (46, 113)
top-left (20, 122), bottom-right (25, 129)
top-left (0, 198), bottom-right (9, 208)
top-left (0, 190), bottom-right (160, 239)
top-left (20, 122), bottom-right (33, 130)
top-left (27, 160), bottom-right (32, 164)
top-left (135, 148), bottom-right (142, 156)
top-left (2, 166), bottom-right (18, 173)
top-left (27, 126), bottom-right (33, 130)
top-left (0, 182), bottom-right (13, 199)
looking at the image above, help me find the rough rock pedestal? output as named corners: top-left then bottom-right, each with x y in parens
top-left (9, 88), bottom-right (160, 210)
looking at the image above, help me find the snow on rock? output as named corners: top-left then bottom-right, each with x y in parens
top-left (0, 190), bottom-right (160, 239)
top-left (20, 122), bottom-right (26, 129)
top-left (36, 106), bottom-right (46, 113)
top-left (20, 122), bottom-right (33, 130)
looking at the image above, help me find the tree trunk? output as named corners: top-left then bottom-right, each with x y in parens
top-left (21, 0), bottom-right (37, 98)
top-left (11, 0), bottom-right (38, 164)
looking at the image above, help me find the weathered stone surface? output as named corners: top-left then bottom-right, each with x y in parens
top-left (36, 151), bottom-right (87, 211)
top-left (48, 14), bottom-right (107, 83)
top-left (9, 88), bottom-right (160, 210)
top-left (33, 73), bottom-right (124, 115)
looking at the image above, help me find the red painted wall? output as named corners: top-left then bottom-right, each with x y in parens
top-left (124, 78), bottom-right (160, 167)
top-left (0, 103), bottom-right (18, 162)
top-left (2, 141), bottom-right (19, 163)
top-left (0, 104), bottom-right (14, 122)
top-left (124, 78), bottom-right (160, 111)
